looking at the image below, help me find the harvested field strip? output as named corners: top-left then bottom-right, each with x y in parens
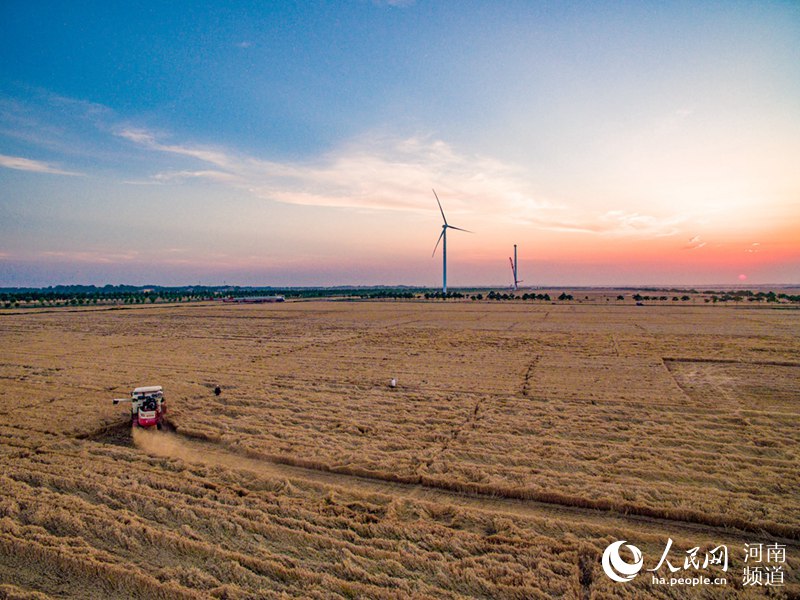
top-left (1, 473), bottom-right (447, 597)
top-left (139, 427), bottom-right (800, 541)
top-left (664, 357), bottom-right (800, 367)
top-left (0, 532), bottom-right (205, 600)
top-left (1, 433), bottom-right (595, 598)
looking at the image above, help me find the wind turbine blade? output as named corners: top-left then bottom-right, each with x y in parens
top-left (446, 225), bottom-right (472, 233)
top-left (432, 229), bottom-right (445, 257)
top-left (432, 189), bottom-right (447, 225)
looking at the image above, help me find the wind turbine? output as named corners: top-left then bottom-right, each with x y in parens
top-left (509, 244), bottom-right (522, 291)
top-left (431, 189), bottom-right (471, 294)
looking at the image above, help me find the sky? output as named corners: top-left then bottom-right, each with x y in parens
top-left (1, 1), bottom-right (798, 288)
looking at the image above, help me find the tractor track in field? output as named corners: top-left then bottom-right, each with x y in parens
top-left (120, 424), bottom-right (799, 545)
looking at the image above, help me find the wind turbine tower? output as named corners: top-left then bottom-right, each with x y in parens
top-left (514, 244), bottom-right (518, 289)
top-left (509, 244), bottom-right (522, 291)
top-left (432, 189), bottom-right (470, 294)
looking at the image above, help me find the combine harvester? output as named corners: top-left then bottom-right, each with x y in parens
top-left (113, 385), bottom-right (166, 430)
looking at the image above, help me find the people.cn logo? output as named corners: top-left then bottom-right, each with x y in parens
top-left (602, 541), bottom-right (644, 583)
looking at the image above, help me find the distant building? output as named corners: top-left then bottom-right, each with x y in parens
top-left (222, 295), bottom-right (285, 303)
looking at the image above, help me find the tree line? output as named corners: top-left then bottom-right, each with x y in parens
top-left (2, 286), bottom-right (798, 309)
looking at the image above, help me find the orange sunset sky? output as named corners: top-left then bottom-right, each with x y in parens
top-left (1, 1), bottom-right (798, 287)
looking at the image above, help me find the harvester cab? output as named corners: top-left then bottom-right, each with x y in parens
top-left (113, 386), bottom-right (166, 429)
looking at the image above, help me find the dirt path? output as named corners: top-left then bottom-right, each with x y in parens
top-left (132, 427), bottom-right (793, 545)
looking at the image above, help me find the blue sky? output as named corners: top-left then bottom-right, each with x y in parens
top-left (1, 1), bottom-right (798, 287)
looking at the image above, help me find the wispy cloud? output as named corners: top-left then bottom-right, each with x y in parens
top-left (683, 234), bottom-right (707, 250)
top-left (599, 210), bottom-right (683, 237)
top-left (5, 90), bottom-right (689, 242)
top-left (39, 250), bottom-right (140, 263)
top-left (116, 128), bottom-right (234, 168)
top-left (0, 89), bottom-right (127, 163)
top-left (0, 153), bottom-right (81, 176)
top-left (47, 93), bottom-right (113, 120)
top-left (117, 128), bottom-right (558, 217)
top-left (152, 170), bottom-right (237, 183)
top-left (375, 0), bottom-right (416, 7)
top-left (520, 210), bottom-right (684, 237)
top-left (115, 126), bottom-right (690, 239)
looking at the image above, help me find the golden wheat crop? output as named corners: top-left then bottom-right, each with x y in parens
top-left (0, 299), bottom-right (797, 598)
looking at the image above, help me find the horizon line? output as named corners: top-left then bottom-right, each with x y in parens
top-left (2, 282), bottom-right (799, 291)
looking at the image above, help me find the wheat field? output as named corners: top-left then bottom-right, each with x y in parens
top-left (0, 298), bottom-right (797, 598)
